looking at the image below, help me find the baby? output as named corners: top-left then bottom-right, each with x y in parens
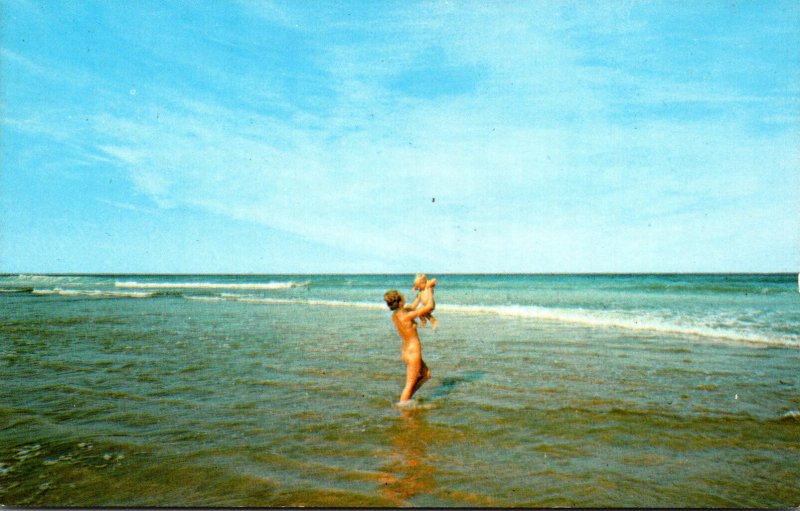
top-left (407, 273), bottom-right (438, 330)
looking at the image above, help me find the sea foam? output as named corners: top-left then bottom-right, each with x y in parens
top-left (437, 304), bottom-right (798, 347)
top-left (32, 288), bottom-right (157, 299)
top-left (115, 280), bottom-right (308, 290)
top-left (186, 294), bottom-right (385, 309)
top-left (178, 294), bottom-right (798, 347)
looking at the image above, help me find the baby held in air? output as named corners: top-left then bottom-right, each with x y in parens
top-left (407, 273), bottom-right (437, 330)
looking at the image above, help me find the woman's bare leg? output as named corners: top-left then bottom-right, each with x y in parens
top-left (411, 360), bottom-right (431, 395)
top-left (399, 357), bottom-right (422, 403)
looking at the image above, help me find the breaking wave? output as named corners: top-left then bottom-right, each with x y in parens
top-left (0, 287), bottom-right (34, 294)
top-left (31, 288), bottom-right (159, 299)
top-left (114, 280), bottom-right (309, 290)
top-left (438, 304), bottom-right (798, 347)
top-left (186, 295), bottom-right (385, 310)
top-left (184, 295), bottom-right (798, 348)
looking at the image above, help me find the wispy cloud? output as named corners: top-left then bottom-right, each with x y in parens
top-left (2, 1), bottom-right (798, 271)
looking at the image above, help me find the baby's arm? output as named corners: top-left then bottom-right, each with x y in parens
top-left (428, 278), bottom-right (437, 288)
top-left (407, 299), bottom-right (434, 320)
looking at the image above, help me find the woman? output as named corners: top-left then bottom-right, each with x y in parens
top-left (384, 289), bottom-right (433, 405)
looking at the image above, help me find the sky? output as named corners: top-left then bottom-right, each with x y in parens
top-left (1, 0), bottom-right (798, 273)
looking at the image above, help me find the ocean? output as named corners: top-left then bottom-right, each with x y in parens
top-left (1, 273), bottom-right (798, 507)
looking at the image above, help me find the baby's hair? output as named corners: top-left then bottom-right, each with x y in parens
top-left (384, 290), bottom-right (403, 310)
top-left (414, 273), bottom-right (427, 284)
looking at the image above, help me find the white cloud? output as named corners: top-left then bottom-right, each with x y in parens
top-left (4, 1), bottom-right (798, 271)
top-left (85, 77), bottom-right (798, 271)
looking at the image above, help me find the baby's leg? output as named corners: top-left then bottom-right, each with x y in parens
top-left (429, 314), bottom-right (438, 331)
top-left (419, 315), bottom-right (428, 327)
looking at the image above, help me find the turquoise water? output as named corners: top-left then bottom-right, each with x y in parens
top-left (1, 273), bottom-right (798, 506)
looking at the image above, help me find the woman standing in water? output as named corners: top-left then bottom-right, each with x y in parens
top-left (384, 290), bottom-right (433, 405)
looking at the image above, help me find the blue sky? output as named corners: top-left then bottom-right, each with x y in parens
top-left (1, 0), bottom-right (798, 273)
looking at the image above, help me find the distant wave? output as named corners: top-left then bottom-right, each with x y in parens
top-left (183, 295), bottom-right (797, 347)
top-left (32, 288), bottom-right (158, 299)
top-left (115, 280), bottom-right (309, 290)
top-left (11, 274), bottom-right (89, 285)
top-left (777, 410), bottom-right (800, 422)
top-left (0, 287), bottom-right (34, 294)
top-left (610, 283), bottom-right (790, 295)
top-left (438, 304), bottom-right (798, 347)
top-left (186, 295), bottom-right (385, 309)
top-left (21, 282), bottom-right (794, 347)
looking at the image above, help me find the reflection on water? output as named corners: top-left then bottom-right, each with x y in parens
top-left (378, 407), bottom-right (437, 505)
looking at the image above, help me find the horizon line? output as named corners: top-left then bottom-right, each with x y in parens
top-left (2, 271), bottom-right (797, 277)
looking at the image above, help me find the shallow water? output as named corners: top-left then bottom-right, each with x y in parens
top-left (1, 274), bottom-right (798, 506)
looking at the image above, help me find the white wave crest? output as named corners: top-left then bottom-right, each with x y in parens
top-left (186, 294), bottom-right (384, 309)
top-left (184, 296), bottom-right (225, 302)
top-left (115, 281), bottom-right (308, 290)
top-left (14, 274), bottom-right (86, 285)
top-left (437, 304), bottom-right (798, 347)
top-left (32, 288), bottom-right (156, 298)
top-left (182, 295), bottom-right (797, 348)
top-left (780, 410), bottom-right (800, 421)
